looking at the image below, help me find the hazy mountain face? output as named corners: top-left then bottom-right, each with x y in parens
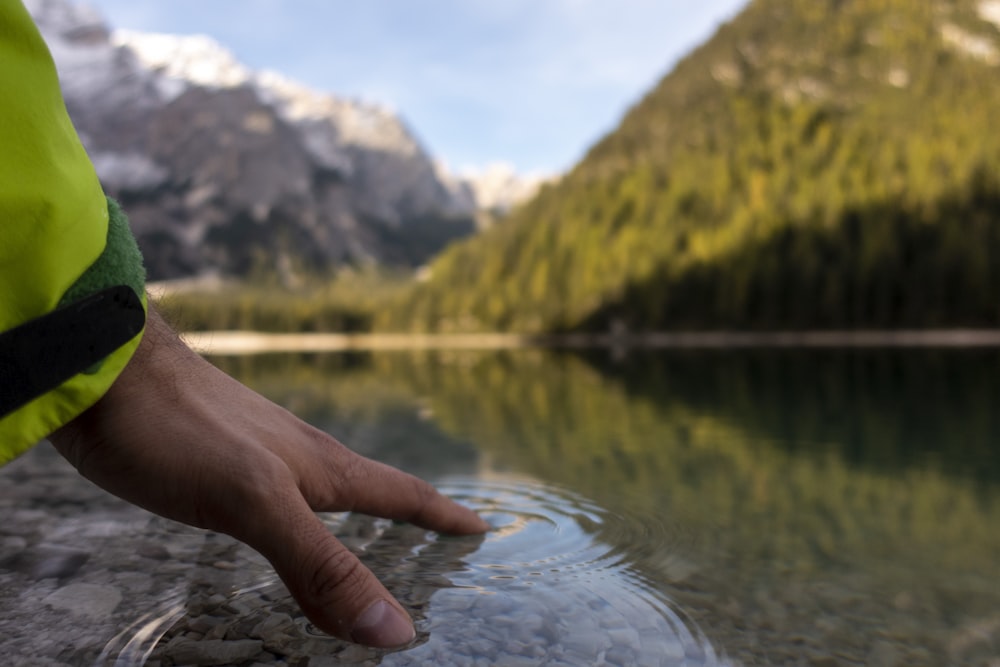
top-left (26, 0), bottom-right (524, 280)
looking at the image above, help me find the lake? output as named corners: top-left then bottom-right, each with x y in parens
top-left (1, 348), bottom-right (998, 665)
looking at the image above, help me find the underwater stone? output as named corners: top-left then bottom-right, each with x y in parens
top-left (167, 638), bottom-right (264, 665)
top-left (42, 583), bottom-right (121, 618)
top-left (6, 545), bottom-right (89, 580)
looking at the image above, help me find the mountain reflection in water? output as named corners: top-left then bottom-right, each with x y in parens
top-left (216, 348), bottom-right (1000, 666)
top-left (1, 348), bottom-right (998, 665)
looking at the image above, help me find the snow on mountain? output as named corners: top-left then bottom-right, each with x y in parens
top-left (101, 24), bottom-right (508, 223)
top-left (23, 0), bottom-right (155, 113)
top-left (25, 0), bottom-right (541, 279)
top-left (113, 30), bottom-right (253, 101)
top-left (256, 72), bottom-right (545, 214)
top-left (458, 163), bottom-right (551, 215)
top-left (255, 71), bottom-right (416, 155)
top-left (25, 0), bottom-right (543, 279)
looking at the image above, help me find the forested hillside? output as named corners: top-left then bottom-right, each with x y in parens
top-left (380, 0), bottom-right (1000, 332)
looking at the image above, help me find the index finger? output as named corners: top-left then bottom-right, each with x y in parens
top-left (296, 436), bottom-right (489, 535)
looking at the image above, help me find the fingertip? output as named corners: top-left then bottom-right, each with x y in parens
top-left (350, 599), bottom-right (416, 648)
top-left (444, 504), bottom-right (491, 535)
top-left (468, 512), bottom-right (492, 535)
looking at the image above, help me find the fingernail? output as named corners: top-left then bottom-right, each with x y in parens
top-left (461, 507), bottom-right (491, 534)
top-left (351, 600), bottom-right (415, 648)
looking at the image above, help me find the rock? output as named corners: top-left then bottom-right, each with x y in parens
top-left (204, 617), bottom-right (239, 641)
top-left (249, 612), bottom-right (295, 638)
top-left (42, 583), bottom-right (121, 618)
top-left (136, 543), bottom-right (172, 561)
top-left (0, 536), bottom-right (28, 552)
top-left (187, 614), bottom-right (226, 635)
top-left (167, 638), bottom-right (263, 665)
top-left (4, 546), bottom-right (89, 580)
top-left (604, 645), bottom-right (638, 665)
top-left (306, 655), bottom-right (373, 667)
top-left (868, 640), bottom-right (901, 667)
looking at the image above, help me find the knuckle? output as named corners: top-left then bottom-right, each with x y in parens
top-left (327, 452), bottom-right (366, 507)
top-left (300, 427), bottom-right (356, 505)
top-left (306, 546), bottom-right (367, 602)
top-left (233, 457), bottom-right (295, 509)
top-left (205, 456), bottom-right (297, 536)
top-left (403, 475), bottom-right (438, 521)
top-left (409, 475), bottom-right (436, 506)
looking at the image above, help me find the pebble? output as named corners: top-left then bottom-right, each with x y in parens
top-left (868, 640), bottom-right (903, 667)
top-left (43, 583), bottom-right (122, 619)
top-left (0, 536), bottom-right (28, 551)
top-left (810, 657), bottom-right (841, 667)
top-left (605, 644), bottom-right (638, 665)
top-left (167, 638), bottom-right (264, 665)
top-left (137, 543), bottom-right (172, 561)
top-left (249, 612), bottom-right (294, 638)
top-left (5, 545), bottom-right (90, 580)
top-left (1, 443), bottom-right (994, 666)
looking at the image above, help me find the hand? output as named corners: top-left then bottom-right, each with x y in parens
top-left (50, 307), bottom-right (488, 648)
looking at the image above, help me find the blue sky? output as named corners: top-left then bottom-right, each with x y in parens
top-left (83, 0), bottom-right (747, 175)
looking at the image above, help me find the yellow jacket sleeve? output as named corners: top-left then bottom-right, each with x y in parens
top-left (0, 0), bottom-right (146, 464)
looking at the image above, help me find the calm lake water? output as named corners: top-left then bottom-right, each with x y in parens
top-left (2, 348), bottom-right (999, 665)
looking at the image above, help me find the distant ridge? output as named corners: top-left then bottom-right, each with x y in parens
top-left (383, 0), bottom-right (1000, 333)
top-left (26, 0), bottom-right (541, 281)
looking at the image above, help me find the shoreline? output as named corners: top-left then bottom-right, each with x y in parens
top-left (179, 329), bottom-right (1000, 355)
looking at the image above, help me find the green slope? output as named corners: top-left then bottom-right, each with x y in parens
top-left (378, 0), bottom-right (1000, 333)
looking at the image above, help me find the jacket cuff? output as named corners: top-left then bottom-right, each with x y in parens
top-left (58, 197), bottom-right (146, 309)
top-left (0, 198), bottom-right (147, 465)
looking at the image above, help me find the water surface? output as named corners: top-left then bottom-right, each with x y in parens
top-left (1, 348), bottom-right (998, 665)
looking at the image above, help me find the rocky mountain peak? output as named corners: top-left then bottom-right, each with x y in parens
top-left (27, 0), bottom-right (543, 280)
top-left (456, 163), bottom-right (552, 216)
top-left (113, 30), bottom-right (253, 99)
top-left (253, 72), bottom-right (413, 153)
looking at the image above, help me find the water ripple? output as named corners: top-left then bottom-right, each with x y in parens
top-left (100, 474), bottom-right (726, 666)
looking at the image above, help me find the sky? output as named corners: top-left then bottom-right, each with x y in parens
top-left (83, 0), bottom-right (747, 176)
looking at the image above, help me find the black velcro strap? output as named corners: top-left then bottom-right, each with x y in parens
top-left (0, 285), bottom-right (145, 418)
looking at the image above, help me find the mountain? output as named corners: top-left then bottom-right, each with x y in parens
top-left (26, 0), bottom-right (510, 280)
top-left (381, 0), bottom-right (1000, 333)
top-left (453, 163), bottom-right (553, 218)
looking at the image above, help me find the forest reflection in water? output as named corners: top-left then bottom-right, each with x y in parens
top-left (213, 348), bottom-right (1000, 666)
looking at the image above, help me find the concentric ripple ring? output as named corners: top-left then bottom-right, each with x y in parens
top-left (100, 474), bottom-right (727, 666)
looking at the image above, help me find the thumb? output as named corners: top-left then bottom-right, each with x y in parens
top-left (241, 491), bottom-right (416, 648)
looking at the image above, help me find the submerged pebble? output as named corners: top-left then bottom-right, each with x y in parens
top-left (43, 583), bottom-right (122, 619)
top-left (4, 545), bottom-right (90, 580)
top-left (0, 445), bottom-right (984, 666)
top-left (165, 637), bottom-right (264, 665)
top-left (135, 480), bottom-right (726, 667)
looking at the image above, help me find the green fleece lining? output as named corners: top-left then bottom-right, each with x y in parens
top-left (57, 197), bottom-right (145, 374)
top-left (58, 197), bottom-right (146, 308)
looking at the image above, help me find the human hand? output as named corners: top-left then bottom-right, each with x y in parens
top-left (50, 308), bottom-right (488, 648)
